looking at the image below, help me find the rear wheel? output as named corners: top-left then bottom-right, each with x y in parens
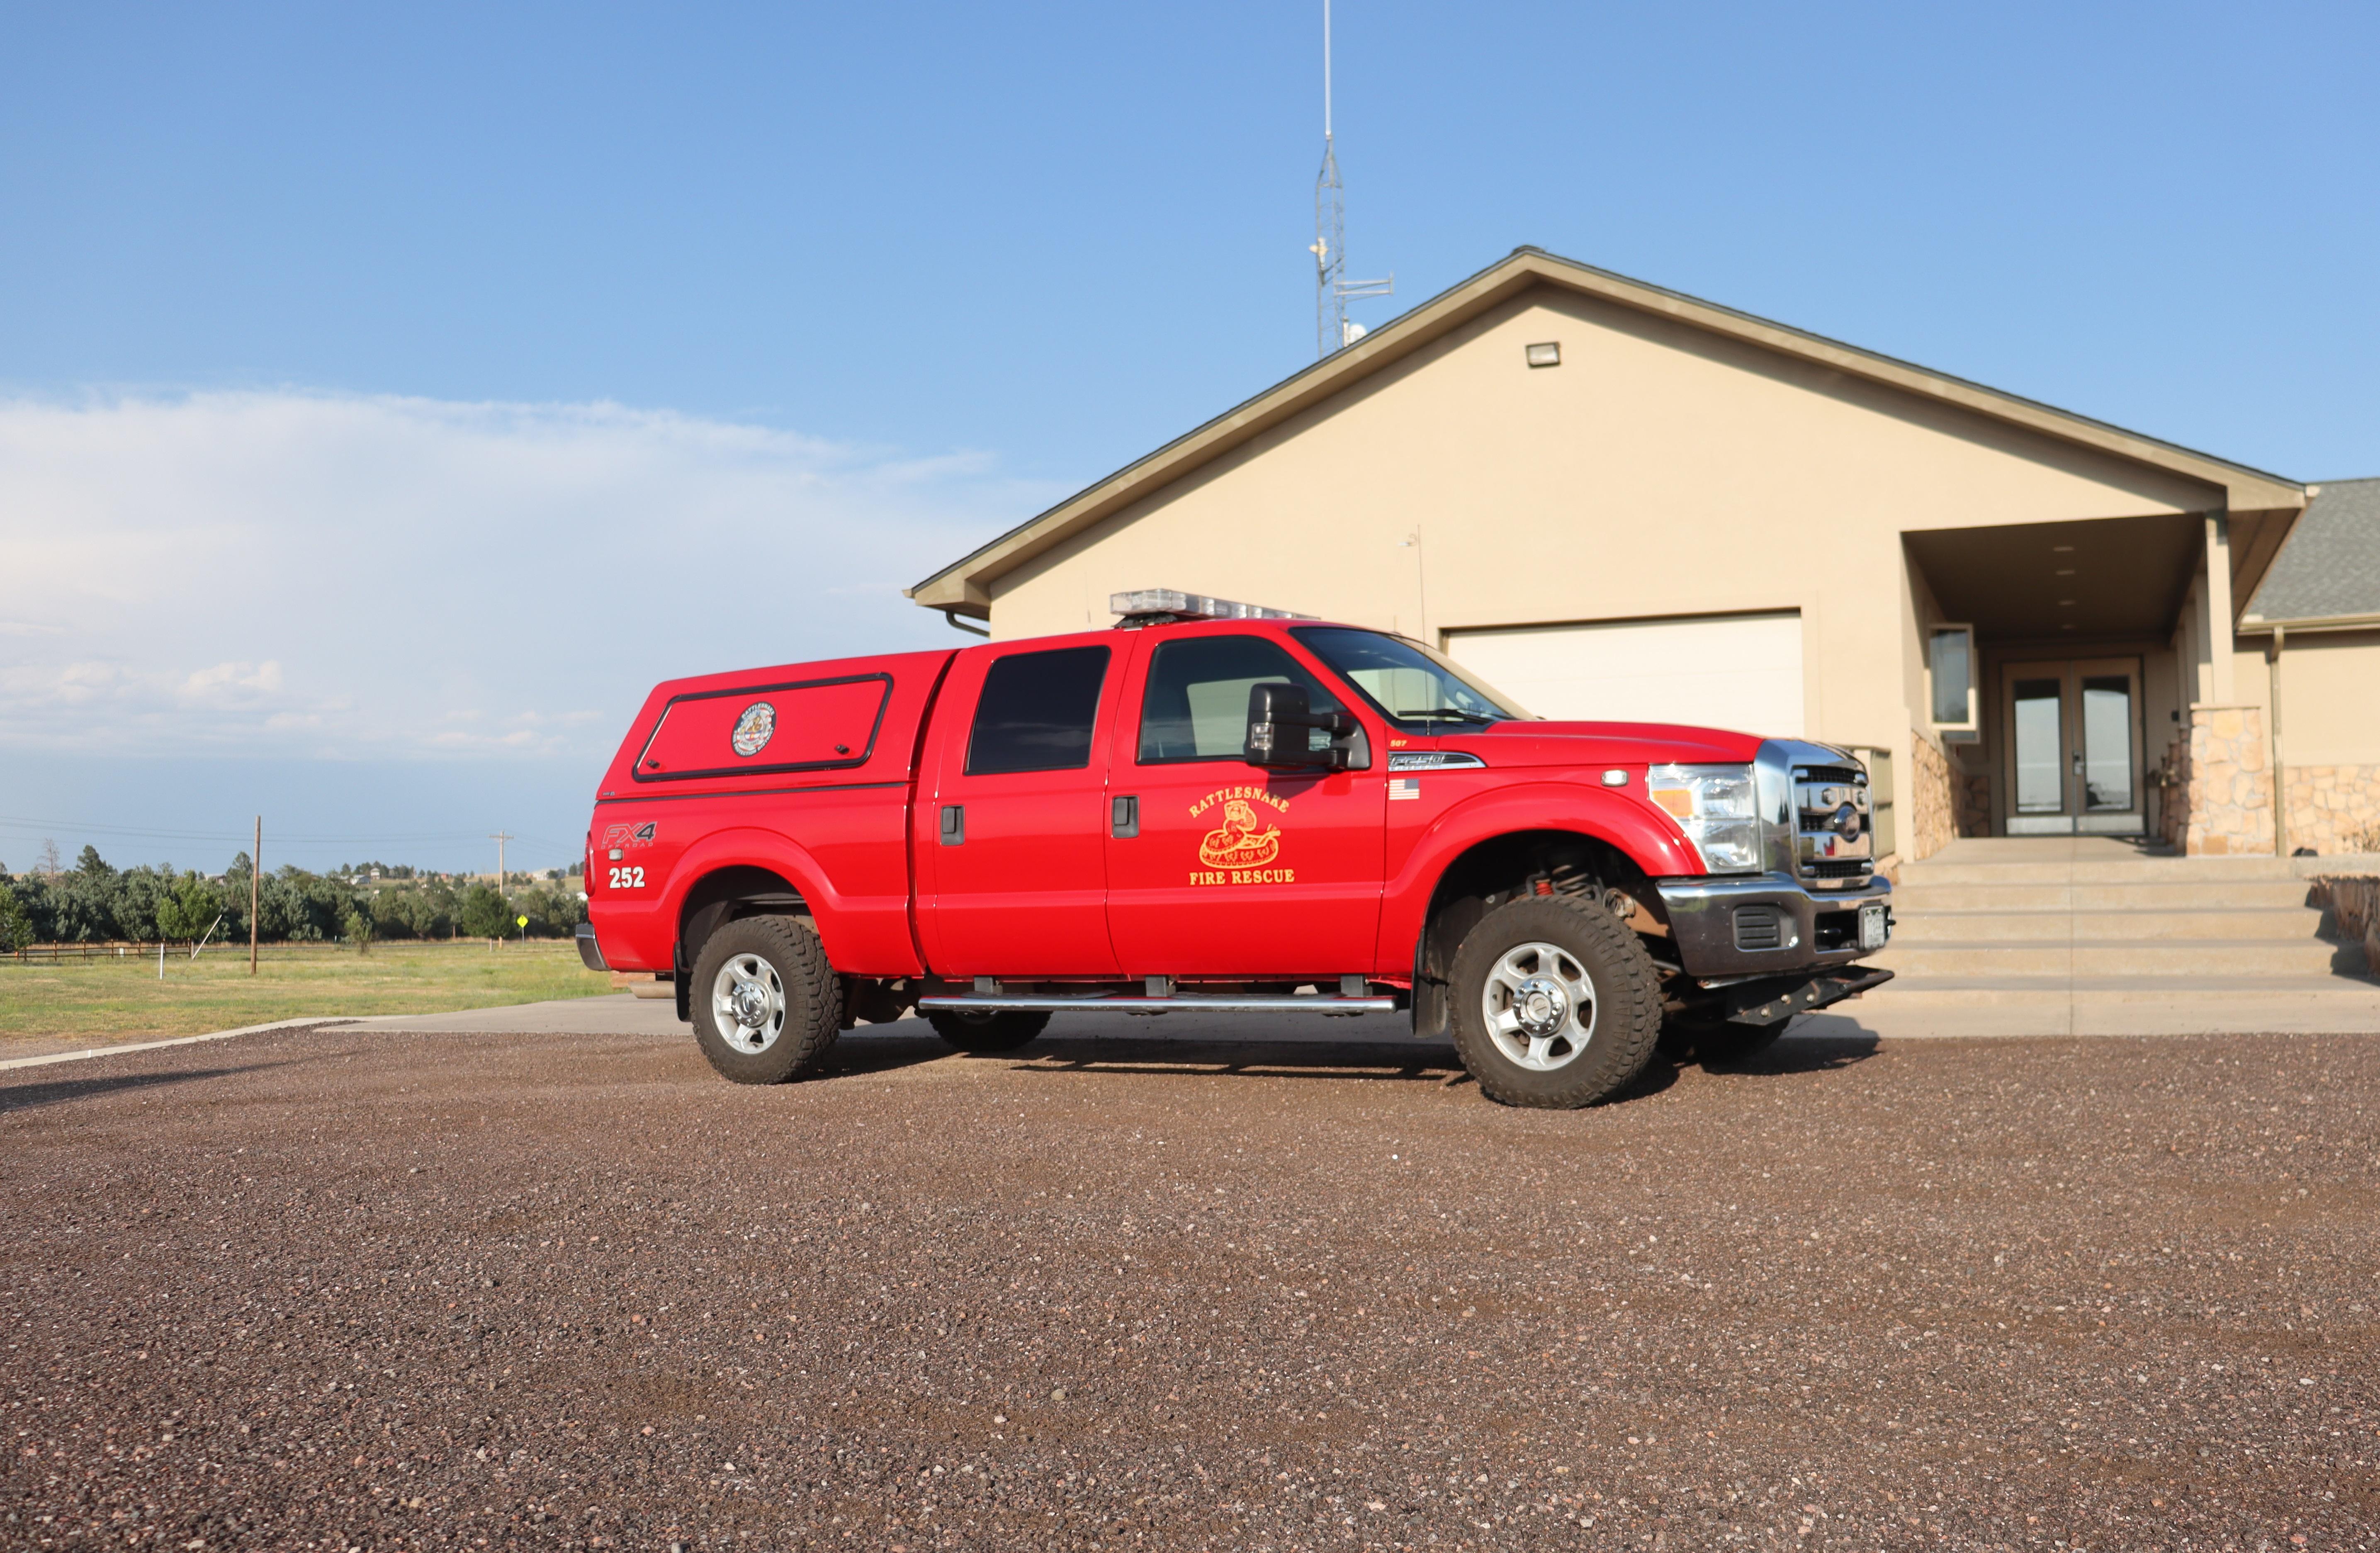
top-left (926, 1008), bottom-right (1050, 1052)
top-left (688, 915), bottom-right (842, 1084)
top-left (1447, 894), bottom-right (1660, 1108)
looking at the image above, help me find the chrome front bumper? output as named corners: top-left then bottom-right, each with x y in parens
top-left (1654, 871), bottom-right (1893, 980)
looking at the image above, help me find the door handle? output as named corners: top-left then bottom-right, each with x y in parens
top-left (1111, 794), bottom-right (1139, 839)
top-left (939, 804), bottom-right (964, 846)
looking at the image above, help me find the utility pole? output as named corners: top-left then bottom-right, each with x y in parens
top-left (249, 815), bottom-right (260, 977)
top-left (490, 832), bottom-right (514, 891)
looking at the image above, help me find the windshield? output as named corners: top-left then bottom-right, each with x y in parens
top-left (1289, 627), bottom-right (1529, 728)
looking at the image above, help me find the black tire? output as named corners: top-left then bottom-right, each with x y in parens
top-left (926, 1008), bottom-right (1050, 1052)
top-left (1447, 894), bottom-right (1661, 1108)
top-left (687, 914), bottom-right (842, 1084)
top-left (1688, 1018), bottom-right (1791, 1067)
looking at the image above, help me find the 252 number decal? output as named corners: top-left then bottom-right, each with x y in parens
top-left (607, 865), bottom-right (647, 890)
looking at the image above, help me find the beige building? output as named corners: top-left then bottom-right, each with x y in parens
top-left (910, 248), bottom-right (2380, 862)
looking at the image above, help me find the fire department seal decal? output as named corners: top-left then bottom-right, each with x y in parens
top-left (1187, 786), bottom-right (1293, 885)
top-left (729, 701), bottom-right (776, 758)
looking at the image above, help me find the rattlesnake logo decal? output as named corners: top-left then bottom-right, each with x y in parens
top-left (1197, 797), bottom-right (1281, 870)
top-left (1187, 786), bottom-right (1293, 885)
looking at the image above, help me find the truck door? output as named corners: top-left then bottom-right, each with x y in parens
top-left (915, 638), bottom-right (1125, 978)
top-left (1103, 630), bottom-right (1386, 977)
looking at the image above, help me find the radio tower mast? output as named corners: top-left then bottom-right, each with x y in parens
top-left (1310, 0), bottom-right (1391, 358)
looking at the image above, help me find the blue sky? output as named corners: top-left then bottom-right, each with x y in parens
top-left (3, 1), bottom-right (2373, 874)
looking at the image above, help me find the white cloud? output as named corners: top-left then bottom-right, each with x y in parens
top-left (0, 390), bottom-right (1059, 761)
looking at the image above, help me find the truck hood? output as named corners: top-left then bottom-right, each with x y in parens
top-left (1462, 719), bottom-right (1770, 767)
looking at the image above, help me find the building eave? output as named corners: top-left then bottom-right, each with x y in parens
top-left (909, 247), bottom-right (2307, 613)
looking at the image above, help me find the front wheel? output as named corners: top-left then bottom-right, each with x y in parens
top-left (926, 1008), bottom-right (1050, 1052)
top-left (688, 915), bottom-right (843, 1084)
top-left (1448, 895), bottom-right (1661, 1108)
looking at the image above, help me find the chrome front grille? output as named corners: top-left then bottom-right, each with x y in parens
top-left (1792, 761), bottom-right (1874, 885)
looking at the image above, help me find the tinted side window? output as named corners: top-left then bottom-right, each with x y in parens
top-left (965, 645), bottom-right (1111, 775)
top-left (1138, 635), bottom-right (1340, 763)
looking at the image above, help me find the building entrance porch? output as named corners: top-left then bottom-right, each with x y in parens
top-left (1901, 510), bottom-right (2263, 848)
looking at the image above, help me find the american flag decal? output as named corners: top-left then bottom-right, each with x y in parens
top-left (1388, 777), bottom-right (1421, 801)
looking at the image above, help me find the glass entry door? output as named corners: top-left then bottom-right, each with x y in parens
top-left (2001, 658), bottom-right (2144, 836)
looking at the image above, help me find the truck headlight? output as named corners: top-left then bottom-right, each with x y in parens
top-left (1646, 763), bottom-right (1761, 874)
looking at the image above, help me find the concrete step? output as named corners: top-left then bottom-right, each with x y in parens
top-left (1891, 878), bottom-right (2318, 912)
top-left (1870, 938), bottom-right (2360, 978)
top-left (1862, 973), bottom-right (2380, 1002)
top-left (1899, 856), bottom-right (2299, 886)
top-left (1891, 907), bottom-right (2327, 943)
top-left (1803, 973), bottom-right (2380, 1038)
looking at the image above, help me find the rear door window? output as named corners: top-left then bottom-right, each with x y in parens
top-left (964, 645), bottom-right (1111, 775)
top-left (635, 674), bottom-right (890, 781)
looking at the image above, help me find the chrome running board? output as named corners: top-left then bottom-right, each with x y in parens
top-left (916, 994), bottom-right (1398, 1016)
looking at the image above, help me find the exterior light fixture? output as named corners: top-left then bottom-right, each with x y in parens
top-left (1524, 342), bottom-right (1561, 368)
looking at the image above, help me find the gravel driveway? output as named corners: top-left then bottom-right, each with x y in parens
top-left (2, 1021), bottom-right (2373, 1550)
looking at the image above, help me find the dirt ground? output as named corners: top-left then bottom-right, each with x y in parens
top-left (2, 1022), bottom-right (2373, 1551)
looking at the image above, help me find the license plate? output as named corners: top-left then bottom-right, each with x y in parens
top-left (1858, 902), bottom-right (1889, 951)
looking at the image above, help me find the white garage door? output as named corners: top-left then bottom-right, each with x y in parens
top-left (1446, 612), bottom-right (1804, 736)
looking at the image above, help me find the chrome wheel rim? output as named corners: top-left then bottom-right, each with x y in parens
top-left (1481, 940), bottom-right (1596, 1072)
top-left (710, 953), bottom-right (786, 1055)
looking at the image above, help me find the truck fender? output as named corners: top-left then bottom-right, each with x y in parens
top-left (1377, 780), bottom-right (1699, 975)
top-left (656, 825), bottom-right (861, 970)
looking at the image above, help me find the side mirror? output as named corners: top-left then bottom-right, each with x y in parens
top-left (1244, 682), bottom-right (1363, 770)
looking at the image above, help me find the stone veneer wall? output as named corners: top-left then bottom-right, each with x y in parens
top-left (2165, 705), bottom-right (2275, 856)
top-left (2313, 875), bottom-right (2380, 982)
top-left (2157, 732), bottom-right (2187, 850)
top-left (1908, 734), bottom-right (1954, 861)
top-left (2284, 765), bottom-right (2380, 855)
top-left (1955, 771), bottom-right (1991, 838)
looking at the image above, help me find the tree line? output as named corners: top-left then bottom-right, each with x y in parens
top-left (0, 846), bottom-right (588, 953)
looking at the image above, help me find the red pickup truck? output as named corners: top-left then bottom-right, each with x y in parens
top-left (579, 592), bottom-right (1892, 1108)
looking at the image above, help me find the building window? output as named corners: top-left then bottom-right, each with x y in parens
top-left (1929, 625), bottom-right (1977, 733)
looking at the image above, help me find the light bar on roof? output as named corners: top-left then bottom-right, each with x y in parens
top-left (1109, 589), bottom-right (1318, 622)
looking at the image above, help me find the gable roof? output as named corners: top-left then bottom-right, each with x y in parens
top-left (909, 246), bottom-right (2306, 614)
top-left (2243, 477), bottom-right (2380, 627)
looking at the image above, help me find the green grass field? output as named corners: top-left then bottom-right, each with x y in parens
top-left (0, 941), bottom-right (612, 1044)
